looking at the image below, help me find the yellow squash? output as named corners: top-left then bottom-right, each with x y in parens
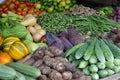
top-left (2, 36), bottom-right (20, 51)
top-left (9, 41), bottom-right (29, 60)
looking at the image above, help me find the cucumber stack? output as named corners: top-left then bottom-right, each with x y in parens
top-left (64, 38), bottom-right (120, 80)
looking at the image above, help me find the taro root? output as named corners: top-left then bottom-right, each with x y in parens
top-left (52, 60), bottom-right (65, 72)
top-left (48, 46), bottom-right (63, 56)
top-left (62, 71), bottom-right (72, 80)
top-left (32, 49), bottom-right (45, 60)
top-left (39, 65), bottom-right (51, 75)
top-left (44, 49), bottom-right (54, 57)
top-left (49, 70), bottom-right (63, 80)
top-left (64, 62), bottom-right (76, 72)
top-left (38, 75), bottom-right (47, 80)
top-left (43, 56), bottom-right (55, 67)
top-left (72, 72), bottom-right (85, 79)
top-left (32, 59), bottom-right (43, 68)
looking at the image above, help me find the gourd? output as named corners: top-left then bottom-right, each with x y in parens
top-left (15, 72), bottom-right (26, 80)
top-left (0, 64), bottom-right (16, 80)
top-left (7, 62), bottom-right (41, 78)
top-left (0, 52), bottom-right (13, 64)
top-left (9, 41), bottom-right (29, 60)
top-left (2, 36), bottom-right (20, 51)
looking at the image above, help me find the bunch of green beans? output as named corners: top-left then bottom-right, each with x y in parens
top-left (37, 13), bottom-right (120, 35)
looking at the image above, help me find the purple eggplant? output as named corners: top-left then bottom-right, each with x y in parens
top-left (57, 31), bottom-right (68, 39)
top-left (58, 36), bottom-right (73, 50)
top-left (68, 27), bottom-right (84, 45)
top-left (46, 32), bottom-right (64, 50)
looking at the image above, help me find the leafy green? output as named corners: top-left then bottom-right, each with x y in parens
top-left (0, 23), bottom-right (28, 39)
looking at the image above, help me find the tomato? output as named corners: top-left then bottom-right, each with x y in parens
top-left (16, 11), bottom-right (21, 15)
top-left (0, 11), bottom-right (3, 15)
top-left (14, 4), bottom-right (18, 9)
top-left (25, 1), bottom-right (31, 6)
top-left (6, 1), bottom-right (11, 5)
top-left (19, 3), bottom-right (26, 8)
top-left (0, 8), bottom-right (3, 11)
top-left (15, 1), bottom-right (19, 5)
top-left (28, 10), bottom-right (34, 14)
top-left (22, 11), bottom-right (26, 16)
top-left (3, 8), bottom-right (8, 13)
top-left (17, 8), bottom-right (22, 12)
top-left (11, 0), bottom-right (16, 2)
top-left (1, 4), bottom-right (7, 9)
top-left (23, 7), bottom-right (28, 12)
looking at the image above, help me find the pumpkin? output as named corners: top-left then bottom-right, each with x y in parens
top-left (0, 52), bottom-right (13, 64)
top-left (9, 41), bottom-right (29, 60)
top-left (2, 36), bottom-right (20, 51)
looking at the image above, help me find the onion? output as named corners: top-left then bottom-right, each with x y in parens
top-left (33, 32), bottom-right (43, 42)
top-left (37, 29), bottom-right (46, 36)
top-left (27, 26), bottom-right (37, 34)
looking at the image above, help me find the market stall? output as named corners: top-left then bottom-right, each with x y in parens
top-left (0, 0), bottom-right (120, 80)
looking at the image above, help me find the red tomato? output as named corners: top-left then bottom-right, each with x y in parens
top-left (14, 4), bottom-right (18, 9)
top-left (0, 8), bottom-right (3, 11)
top-left (1, 4), bottom-right (6, 9)
top-left (15, 1), bottom-right (19, 5)
top-left (11, 0), bottom-right (16, 2)
top-left (16, 11), bottom-right (21, 15)
top-left (0, 11), bottom-right (3, 15)
top-left (23, 7), bottom-right (28, 12)
top-left (28, 10), bottom-right (34, 14)
top-left (22, 11), bottom-right (26, 16)
top-left (17, 8), bottom-right (22, 12)
top-left (3, 8), bottom-right (8, 13)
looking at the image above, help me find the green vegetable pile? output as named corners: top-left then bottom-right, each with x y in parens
top-left (0, 12), bottom-right (28, 39)
top-left (37, 13), bottom-right (120, 35)
top-left (21, 0), bottom-right (76, 13)
top-left (64, 38), bottom-right (120, 80)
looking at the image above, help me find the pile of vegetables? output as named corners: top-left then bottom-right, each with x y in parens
top-left (21, 0), bottom-right (76, 13)
top-left (108, 7), bottom-right (120, 23)
top-left (68, 5), bottom-right (100, 16)
top-left (98, 7), bottom-right (114, 17)
top-left (0, 62), bottom-right (41, 80)
top-left (46, 27), bottom-right (84, 51)
top-left (0, 0), bottom-right (43, 16)
top-left (37, 13), bottom-right (120, 35)
top-left (64, 38), bottom-right (120, 80)
top-left (18, 46), bottom-right (91, 80)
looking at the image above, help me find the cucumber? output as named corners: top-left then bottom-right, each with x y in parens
top-left (95, 40), bottom-right (105, 63)
top-left (0, 64), bottom-right (16, 80)
top-left (75, 42), bottom-right (88, 59)
top-left (89, 64), bottom-right (98, 73)
top-left (103, 39), bottom-right (120, 59)
top-left (15, 72), bottom-right (26, 80)
top-left (79, 60), bottom-right (88, 69)
top-left (25, 75), bottom-right (35, 80)
top-left (6, 62), bottom-right (41, 78)
top-left (72, 59), bottom-right (80, 67)
top-left (97, 62), bottom-right (106, 69)
top-left (105, 61), bottom-right (115, 69)
top-left (83, 38), bottom-right (96, 60)
top-left (64, 43), bottom-right (83, 58)
top-left (91, 73), bottom-right (99, 80)
top-left (100, 39), bottom-right (114, 62)
top-left (98, 70), bottom-right (108, 78)
top-left (114, 59), bottom-right (120, 66)
top-left (106, 69), bottom-right (115, 76)
top-left (89, 54), bottom-right (97, 64)
top-left (82, 67), bottom-right (90, 75)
